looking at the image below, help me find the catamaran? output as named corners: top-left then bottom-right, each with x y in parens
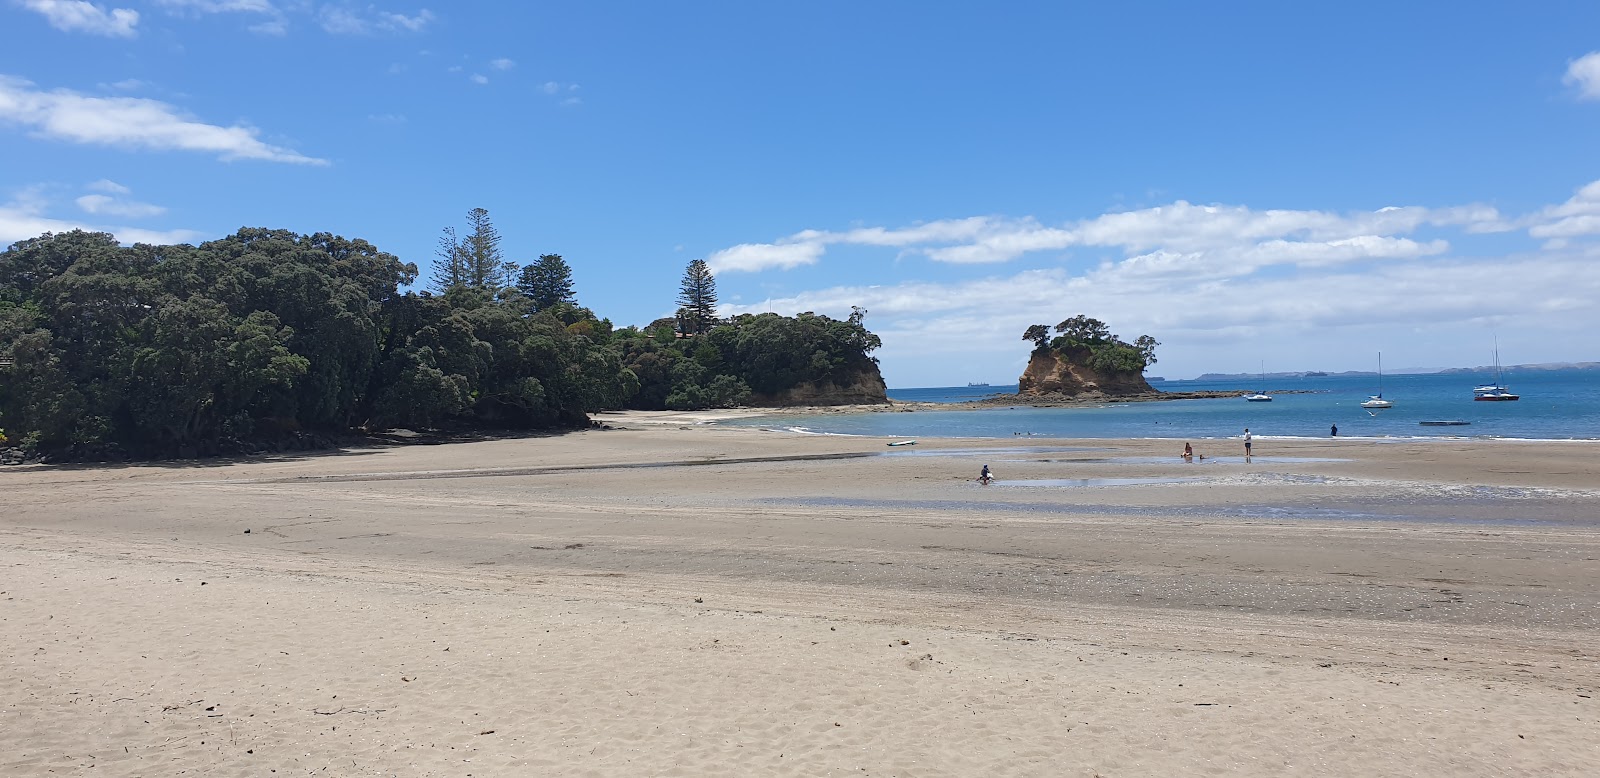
top-left (1360, 352), bottom-right (1393, 409)
top-left (1473, 341), bottom-right (1519, 402)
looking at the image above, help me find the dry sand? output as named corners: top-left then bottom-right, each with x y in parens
top-left (2, 414), bottom-right (1597, 776)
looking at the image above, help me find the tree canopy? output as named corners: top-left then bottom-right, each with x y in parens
top-left (0, 219), bottom-right (886, 460)
top-left (1022, 315), bottom-right (1159, 374)
top-left (517, 253), bottom-right (575, 310)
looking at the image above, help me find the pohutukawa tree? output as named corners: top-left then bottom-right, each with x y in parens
top-left (675, 259), bottom-right (719, 335)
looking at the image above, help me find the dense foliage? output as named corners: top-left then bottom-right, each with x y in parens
top-left (614, 306), bottom-right (881, 410)
top-left (0, 225), bottom-right (883, 459)
top-left (1022, 315), bottom-right (1159, 373)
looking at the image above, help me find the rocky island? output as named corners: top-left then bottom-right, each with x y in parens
top-left (972, 315), bottom-right (1239, 406)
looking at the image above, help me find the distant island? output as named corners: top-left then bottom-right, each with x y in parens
top-left (1193, 362), bottom-right (1599, 381)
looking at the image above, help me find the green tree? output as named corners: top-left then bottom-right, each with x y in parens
top-left (427, 226), bottom-right (467, 294)
top-left (430, 209), bottom-right (509, 293)
top-left (517, 253), bottom-right (576, 310)
top-left (461, 207), bottom-right (506, 290)
top-left (1023, 324), bottom-right (1051, 350)
top-left (675, 259), bottom-right (718, 335)
top-left (1053, 315), bottom-right (1111, 345)
top-left (1134, 335), bottom-right (1160, 367)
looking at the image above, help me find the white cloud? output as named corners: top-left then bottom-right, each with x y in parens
top-left (539, 81), bottom-right (561, 94)
top-left (378, 9), bottom-right (433, 32)
top-left (317, 6), bottom-right (364, 33)
top-left (248, 17), bottom-right (287, 34)
top-left (709, 180), bottom-right (1600, 383)
top-left (320, 6), bottom-right (432, 34)
top-left (1528, 179), bottom-right (1600, 243)
top-left (0, 75), bottom-right (326, 164)
top-left (490, 57), bottom-right (515, 71)
top-left (75, 193), bottom-right (166, 218)
top-left (1564, 51), bottom-right (1600, 101)
top-left (14, 0), bottom-right (139, 37)
top-left (86, 178), bottom-right (130, 194)
top-left (156, 0), bottom-right (276, 13)
top-left (470, 73), bottom-right (489, 85)
top-left (711, 198), bottom-right (1509, 272)
top-left (706, 242), bottom-right (825, 273)
top-left (1, 189), bottom-right (200, 247)
top-left (100, 78), bottom-right (147, 91)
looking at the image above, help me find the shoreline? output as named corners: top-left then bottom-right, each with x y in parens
top-left (5, 424), bottom-right (1598, 775)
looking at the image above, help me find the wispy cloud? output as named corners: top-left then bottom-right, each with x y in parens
top-left (154, 1), bottom-right (433, 36)
top-left (470, 73), bottom-right (488, 85)
top-left (14, 0), bottom-right (139, 38)
top-left (155, 0), bottom-right (276, 13)
top-left (1, 186), bottom-right (201, 247)
top-left (377, 9), bottom-right (433, 32)
top-left (75, 193), bottom-right (166, 218)
top-left (538, 81), bottom-right (581, 104)
top-left (319, 5), bottom-right (434, 35)
top-left (489, 57), bottom-right (515, 71)
top-left (98, 78), bottom-right (148, 92)
top-left (709, 200), bottom-right (1509, 273)
top-left (0, 75), bottom-right (327, 164)
top-left (1564, 51), bottom-right (1600, 101)
top-left (86, 178), bottom-right (130, 194)
top-left (707, 242), bottom-right (826, 273)
top-left (1527, 179), bottom-right (1600, 246)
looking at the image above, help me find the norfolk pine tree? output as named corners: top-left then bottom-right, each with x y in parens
top-left (517, 254), bottom-right (576, 310)
top-left (676, 259), bottom-right (718, 335)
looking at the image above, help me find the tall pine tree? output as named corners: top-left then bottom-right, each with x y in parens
top-left (461, 207), bottom-right (505, 290)
top-left (676, 259), bottom-right (719, 335)
top-left (517, 254), bottom-right (576, 310)
top-left (427, 226), bottom-right (467, 294)
top-left (429, 208), bottom-right (511, 294)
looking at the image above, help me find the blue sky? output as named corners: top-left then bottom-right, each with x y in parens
top-left (3, 2), bottom-right (1599, 385)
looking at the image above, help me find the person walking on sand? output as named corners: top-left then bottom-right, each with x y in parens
top-left (1243, 428), bottom-right (1253, 458)
top-left (979, 464), bottom-right (993, 485)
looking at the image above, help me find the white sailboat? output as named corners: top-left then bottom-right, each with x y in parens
top-left (1360, 352), bottom-right (1393, 409)
top-left (1474, 340), bottom-right (1519, 402)
top-left (1243, 362), bottom-right (1272, 402)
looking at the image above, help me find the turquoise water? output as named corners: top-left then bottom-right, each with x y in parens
top-left (750, 369), bottom-right (1600, 440)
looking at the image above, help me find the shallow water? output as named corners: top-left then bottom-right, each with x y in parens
top-left (753, 495), bottom-right (1590, 528)
top-left (995, 477), bottom-right (1205, 488)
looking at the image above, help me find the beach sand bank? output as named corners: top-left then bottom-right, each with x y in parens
top-left (3, 419), bottom-right (1597, 775)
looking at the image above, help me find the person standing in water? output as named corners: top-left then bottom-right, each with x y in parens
top-left (1243, 428), bottom-right (1253, 459)
top-left (1182, 442), bottom-right (1193, 462)
top-left (1331, 424), bottom-right (1338, 437)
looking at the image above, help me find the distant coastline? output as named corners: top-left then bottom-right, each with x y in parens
top-left (1192, 362), bottom-right (1599, 382)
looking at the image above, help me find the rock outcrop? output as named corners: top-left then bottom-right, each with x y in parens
top-left (748, 368), bottom-right (889, 407)
top-left (1017, 347), bottom-right (1154, 398)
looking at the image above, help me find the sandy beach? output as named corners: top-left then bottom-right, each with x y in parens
top-left (3, 413), bottom-right (1598, 776)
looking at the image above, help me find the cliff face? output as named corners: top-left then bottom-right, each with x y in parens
top-left (1017, 347), bottom-right (1154, 397)
top-left (748, 366), bottom-right (889, 407)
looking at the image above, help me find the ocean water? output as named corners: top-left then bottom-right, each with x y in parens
top-left (746, 369), bottom-right (1600, 441)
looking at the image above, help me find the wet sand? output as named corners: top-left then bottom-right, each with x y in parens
top-left (3, 414), bottom-right (1598, 775)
